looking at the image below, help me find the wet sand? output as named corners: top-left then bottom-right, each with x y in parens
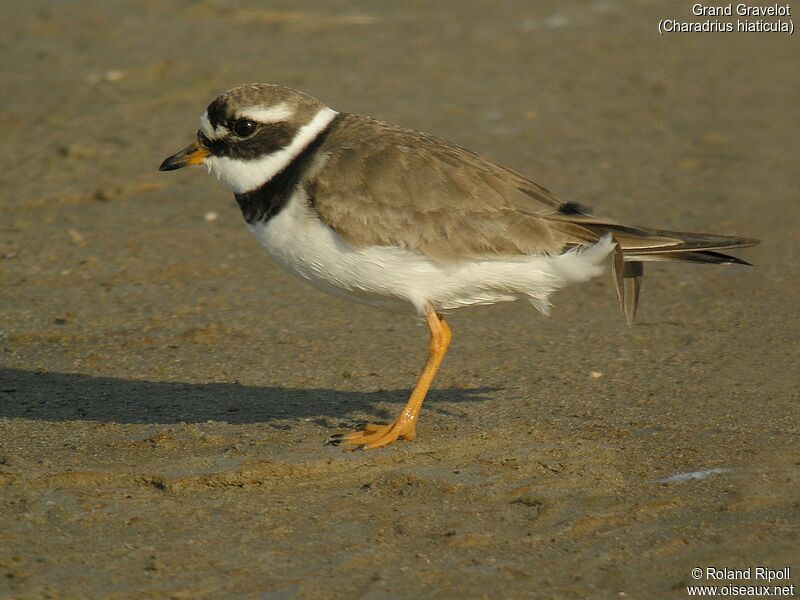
top-left (1, 1), bottom-right (798, 598)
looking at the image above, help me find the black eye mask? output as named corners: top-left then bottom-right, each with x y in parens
top-left (200, 122), bottom-right (298, 160)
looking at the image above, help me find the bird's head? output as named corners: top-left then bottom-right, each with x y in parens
top-left (159, 83), bottom-right (336, 193)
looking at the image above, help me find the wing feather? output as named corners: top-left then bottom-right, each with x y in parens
top-left (308, 114), bottom-right (585, 262)
top-left (306, 114), bottom-right (757, 271)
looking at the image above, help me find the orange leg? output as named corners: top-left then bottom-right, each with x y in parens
top-left (343, 308), bottom-right (452, 450)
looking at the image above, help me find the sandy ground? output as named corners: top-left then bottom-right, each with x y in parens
top-left (1, 1), bottom-right (798, 598)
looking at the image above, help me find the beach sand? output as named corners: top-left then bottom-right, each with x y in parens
top-left (1, 1), bottom-right (797, 598)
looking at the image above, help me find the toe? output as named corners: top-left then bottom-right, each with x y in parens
top-left (341, 420), bottom-right (415, 449)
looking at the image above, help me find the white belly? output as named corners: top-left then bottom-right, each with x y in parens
top-left (248, 193), bottom-right (613, 315)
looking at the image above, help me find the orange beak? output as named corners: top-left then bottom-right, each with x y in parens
top-left (159, 138), bottom-right (210, 171)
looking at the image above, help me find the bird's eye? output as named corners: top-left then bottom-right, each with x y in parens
top-left (231, 119), bottom-right (257, 138)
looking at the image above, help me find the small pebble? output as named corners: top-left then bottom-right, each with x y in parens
top-left (87, 69), bottom-right (127, 84)
top-left (105, 69), bottom-right (126, 82)
top-left (204, 211), bottom-right (219, 222)
top-left (67, 229), bottom-right (85, 244)
top-left (589, 371), bottom-right (603, 379)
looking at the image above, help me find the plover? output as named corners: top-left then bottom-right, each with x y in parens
top-left (159, 83), bottom-right (757, 449)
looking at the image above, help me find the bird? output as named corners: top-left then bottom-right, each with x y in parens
top-left (159, 83), bottom-right (758, 449)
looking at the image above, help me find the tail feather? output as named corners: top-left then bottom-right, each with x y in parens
top-left (611, 241), bottom-right (644, 326)
top-left (639, 249), bottom-right (753, 266)
top-left (601, 226), bottom-right (758, 326)
top-left (587, 222), bottom-right (759, 255)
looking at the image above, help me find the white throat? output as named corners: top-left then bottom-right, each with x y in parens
top-left (204, 107), bottom-right (338, 194)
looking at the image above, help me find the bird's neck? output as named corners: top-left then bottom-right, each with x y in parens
top-left (233, 112), bottom-right (341, 224)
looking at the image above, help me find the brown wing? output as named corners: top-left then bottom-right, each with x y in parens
top-left (306, 113), bottom-right (757, 324)
top-left (308, 113), bottom-right (757, 263)
top-left (307, 113), bottom-right (600, 263)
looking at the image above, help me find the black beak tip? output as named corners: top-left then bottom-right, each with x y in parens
top-left (158, 156), bottom-right (181, 172)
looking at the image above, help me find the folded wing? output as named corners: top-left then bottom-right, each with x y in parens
top-left (307, 114), bottom-right (758, 324)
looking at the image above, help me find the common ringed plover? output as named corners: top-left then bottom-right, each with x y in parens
top-left (160, 83), bottom-right (758, 449)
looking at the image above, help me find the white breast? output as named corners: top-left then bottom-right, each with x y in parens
top-left (249, 192), bottom-right (614, 316)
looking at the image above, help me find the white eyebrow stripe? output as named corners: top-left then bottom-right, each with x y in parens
top-left (240, 103), bottom-right (294, 124)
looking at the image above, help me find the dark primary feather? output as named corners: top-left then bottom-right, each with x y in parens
top-left (305, 113), bottom-right (758, 323)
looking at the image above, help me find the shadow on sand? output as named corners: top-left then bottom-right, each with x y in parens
top-left (0, 368), bottom-right (493, 428)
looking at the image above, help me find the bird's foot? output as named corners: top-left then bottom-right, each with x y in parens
top-left (339, 418), bottom-right (417, 450)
